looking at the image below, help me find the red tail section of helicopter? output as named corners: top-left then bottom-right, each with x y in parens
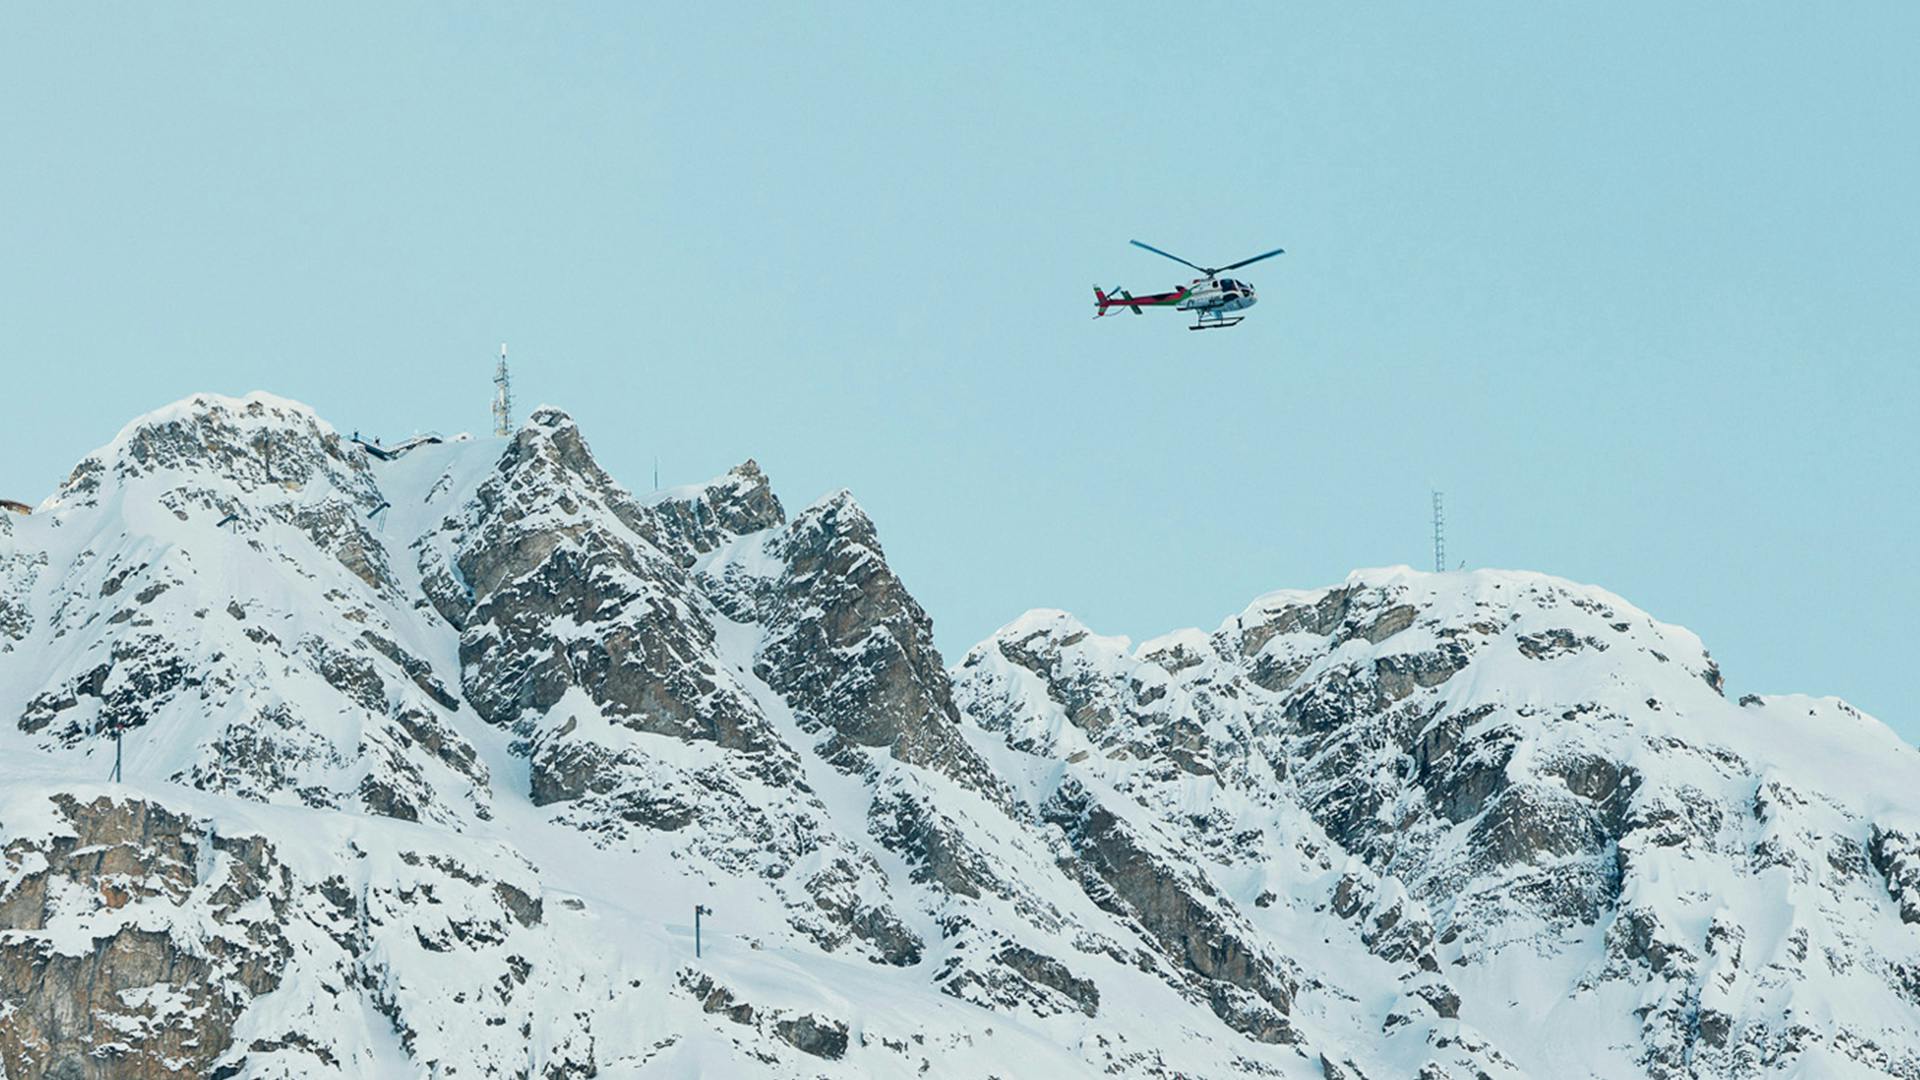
top-left (1094, 285), bottom-right (1168, 317)
top-left (1094, 286), bottom-right (1139, 317)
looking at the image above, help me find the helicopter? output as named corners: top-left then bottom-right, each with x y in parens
top-left (1094, 239), bottom-right (1285, 330)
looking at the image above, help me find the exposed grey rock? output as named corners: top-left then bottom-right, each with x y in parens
top-left (0, 516), bottom-right (38, 648)
top-left (1041, 780), bottom-right (1297, 1042)
top-left (868, 783), bottom-right (1002, 901)
top-left (936, 937), bottom-right (1101, 1018)
top-left (751, 493), bottom-right (1008, 802)
top-left (799, 853), bottom-right (925, 966)
top-left (774, 1013), bottom-right (849, 1060)
top-left (677, 971), bottom-right (849, 1061)
top-left (443, 409), bottom-right (791, 787)
top-left (992, 943), bottom-right (1100, 1016)
top-left (640, 460), bottom-right (785, 563)
top-left (1870, 826), bottom-right (1920, 925)
top-left (361, 631), bottom-right (460, 711)
top-left (1320, 1052), bottom-right (1373, 1080)
top-left (1517, 628), bottom-right (1606, 660)
top-left (0, 797), bottom-right (291, 1080)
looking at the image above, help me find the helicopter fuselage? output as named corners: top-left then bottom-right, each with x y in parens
top-left (1177, 277), bottom-right (1257, 315)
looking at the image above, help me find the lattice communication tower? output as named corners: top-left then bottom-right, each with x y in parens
top-left (492, 343), bottom-right (513, 437)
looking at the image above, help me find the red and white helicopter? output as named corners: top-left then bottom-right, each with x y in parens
top-left (1095, 239), bottom-right (1285, 330)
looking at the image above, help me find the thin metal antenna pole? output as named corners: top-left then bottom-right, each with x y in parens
top-left (1431, 491), bottom-right (1446, 573)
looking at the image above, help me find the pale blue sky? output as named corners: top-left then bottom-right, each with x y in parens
top-left (5, 7), bottom-right (1915, 737)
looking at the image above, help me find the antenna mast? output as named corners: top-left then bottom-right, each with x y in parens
top-left (492, 343), bottom-right (513, 437)
top-left (1431, 490), bottom-right (1446, 573)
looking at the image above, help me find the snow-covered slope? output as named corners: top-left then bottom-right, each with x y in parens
top-left (1, 393), bottom-right (1914, 1079)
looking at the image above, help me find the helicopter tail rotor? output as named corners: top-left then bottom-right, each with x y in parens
top-left (1094, 286), bottom-right (1144, 318)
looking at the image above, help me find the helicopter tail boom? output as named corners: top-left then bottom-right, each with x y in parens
top-left (1094, 286), bottom-right (1144, 317)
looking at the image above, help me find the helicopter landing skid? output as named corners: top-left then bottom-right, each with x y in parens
top-left (1189, 316), bottom-right (1245, 331)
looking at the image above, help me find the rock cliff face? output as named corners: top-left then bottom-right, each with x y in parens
top-left (1, 392), bottom-right (1915, 1079)
top-left (0, 797), bottom-right (288, 1080)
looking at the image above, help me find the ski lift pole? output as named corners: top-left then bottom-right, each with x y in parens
top-left (695, 904), bottom-right (713, 958)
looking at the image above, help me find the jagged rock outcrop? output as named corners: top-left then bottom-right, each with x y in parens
top-left (1041, 778), bottom-right (1299, 1042)
top-left (1870, 824), bottom-right (1920, 925)
top-left (0, 797), bottom-right (289, 1079)
top-left (440, 408), bottom-right (782, 764)
top-left (416, 412), bottom-right (933, 970)
top-left (733, 492), bottom-right (1009, 803)
top-left (641, 460), bottom-right (785, 562)
top-left (0, 792), bottom-right (594, 1079)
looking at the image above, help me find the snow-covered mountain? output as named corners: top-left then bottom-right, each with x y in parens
top-left (2, 392), bottom-right (1915, 1079)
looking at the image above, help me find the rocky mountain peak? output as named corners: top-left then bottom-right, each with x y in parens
top-left (526, 403), bottom-right (573, 427)
top-left (53, 391), bottom-right (371, 511)
top-left (709, 458), bottom-right (785, 532)
top-left (793, 486), bottom-right (864, 528)
top-left (488, 405), bottom-right (622, 513)
top-left (740, 487), bottom-right (1010, 801)
top-left (642, 458), bottom-right (786, 562)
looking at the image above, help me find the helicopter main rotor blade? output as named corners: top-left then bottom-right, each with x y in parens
top-left (1217, 246), bottom-right (1286, 272)
top-left (1129, 240), bottom-right (1209, 274)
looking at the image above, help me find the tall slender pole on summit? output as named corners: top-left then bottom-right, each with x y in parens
top-left (492, 343), bottom-right (513, 437)
top-left (1431, 491), bottom-right (1446, 573)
